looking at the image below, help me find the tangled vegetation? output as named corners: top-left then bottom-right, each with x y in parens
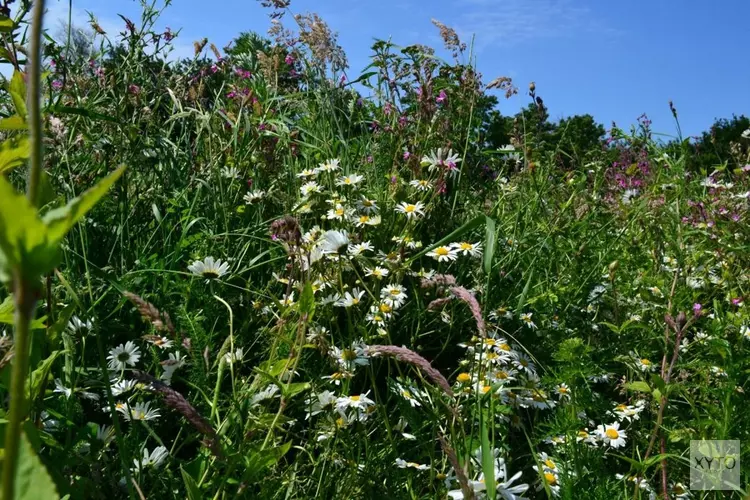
top-left (0, 1), bottom-right (749, 498)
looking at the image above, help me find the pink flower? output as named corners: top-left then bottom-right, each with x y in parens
top-left (436, 89), bottom-right (447, 103)
top-left (693, 303), bottom-right (702, 315)
top-left (284, 54), bottom-right (294, 65)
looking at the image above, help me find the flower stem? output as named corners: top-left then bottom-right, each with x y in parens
top-left (1, 0), bottom-right (46, 497)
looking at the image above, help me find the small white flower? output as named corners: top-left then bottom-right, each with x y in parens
top-left (347, 241), bottom-right (374, 257)
top-left (133, 446), bottom-right (169, 471)
top-left (221, 166), bottom-right (240, 179)
top-left (319, 230), bottom-right (350, 255)
top-left (426, 245), bottom-right (458, 262)
top-left (395, 201), bottom-right (425, 219)
top-left (243, 190), bottom-right (266, 204)
top-left (409, 179), bottom-right (432, 192)
top-left (300, 181), bottom-right (323, 197)
top-left (336, 174), bottom-right (364, 187)
top-left (223, 347), bottom-right (244, 365)
top-left (67, 315), bottom-right (93, 334)
top-left (107, 341), bottom-right (141, 371)
top-left (596, 422), bottom-right (627, 448)
top-left (188, 256), bottom-right (229, 280)
top-left (380, 284), bottom-right (407, 308)
top-left (450, 241), bottom-right (482, 258)
top-left (365, 266), bottom-right (389, 279)
top-left (111, 379), bottom-right (138, 397)
top-left (318, 158), bottom-right (341, 172)
top-left (335, 288), bottom-right (365, 308)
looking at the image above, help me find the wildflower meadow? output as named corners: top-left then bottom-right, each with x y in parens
top-left (0, 0), bottom-right (749, 498)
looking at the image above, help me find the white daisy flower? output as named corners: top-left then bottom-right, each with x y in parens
top-left (635, 357), bottom-right (656, 372)
top-left (133, 446), bottom-right (169, 471)
top-left (420, 148), bottom-right (461, 176)
top-left (596, 422), bottom-right (627, 448)
top-left (336, 174), bottom-right (364, 187)
top-left (519, 312), bottom-right (536, 329)
top-left (220, 166), bottom-right (240, 179)
top-left (223, 347), bottom-right (244, 365)
top-left (188, 256), bottom-right (229, 280)
top-left (243, 190), bottom-right (266, 204)
top-left (118, 401), bottom-right (161, 422)
top-left (426, 245), bottom-right (458, 262)
top-left (352, 214), bottom-right (382, 227)
top-left (67, 315), bottom-right (93, 334)
top-left (335, 288), bottom-right (365, 308)
top-left (409, 179), bottom-right (432, 191)
top-left (326, 204), bottom-right (352, 221)
top-left (305, 390), bottom-right (337, 419)
top-left (111, 379), bottom-right (138, 397)
top-left (319, 230), bottom-right (350, 255)
top-left (147, 336), bottom-right (173, 350)
top-left (347, 241), bottom-right (374, 257)
top-left (356, 197), bottom-right (379, 214)
top-left (297, 168), bottom-right (318, 178)
top-left (395, 201), bottom-right (425, 219)
top-left (106, 341), bottom-right (141, 371)
top-left (450, 241), bottom-right (482, 257)
top-left (300, 181), bottom-right (323, 197)
top-left (318, 158), bottom-right (341, 172)
top-left (364, 266), bottom-right (389, 279)
top-left (380, 284), bottom-right (407, 308)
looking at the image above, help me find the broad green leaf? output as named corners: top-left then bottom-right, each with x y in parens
top-left (0, 115), bottom-right (26, 130)
top-left (480, 419), bottom-right (496, 499)
top-left (0, 135), bottom-right (30, 174)
top-left (0, 176), bottom-right (56, 282)
top-left (26, 350), bottom-right (63, 403)
top-left (0, 15), bottom-right (14, 33)
top-left (282, 382), bottom-right (310, 399)
top-left (9, 71), bottom-right (27, 118)
top-left (483, 216), bottom-right (496, 275)
top-left (12, 429), bottom-right (60, 499)
top-left (0, 296), bottom-right (48, 330)
top-left (43, 165), bottom-right (126, 244)
top-left (180, 466), bottom-right (202, 500)
top-left (242, 442), bottom-right (291, 481)
top-left (625, 381), bottom-right (651, 393)
top-left (298, 282), bottom-right (315, 319)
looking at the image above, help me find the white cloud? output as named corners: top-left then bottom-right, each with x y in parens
top-left (455, 0), bottom-right (619, 51)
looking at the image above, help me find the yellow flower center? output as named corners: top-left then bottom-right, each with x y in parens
top-left (350, 395), bottom-right (361, 402)
top-left (379, 304), bottom-right (392, 314)
top-left (578, 431), bottom-right (589, 438)
top-left (436, 247), bottom-right (449, 256)
top-left (496, 371), bottom-right (508, 379)
top-left (606, 428), bottom-right (620, 439)
top-left (335, 208), bottom-right (344, 216)
top-left (359, 216), bottom-right (369, 223)
top-left (457, 372), bottom-right (471, 383)
top-left (460, 242), bottom-right (472, 250)
top-left (405, 204), bottom-right (416, 212)
top-left (544, 472), bottom-right (557, 485)
top-left (616, 404), bottom-right (627, 411)
top-left (499, 343), bottom-right (511, 351)
top-left (640, 358), bottom-right (651, 365)
top-left (558, 387), bottom-right (569, 393)
top-left (481, 385), bottom-right (491, 394)
top-left (544, 458), bottom-right (556, 469)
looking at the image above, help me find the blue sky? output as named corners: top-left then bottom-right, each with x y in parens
top-left (45, 0), bottom-right (749, 138)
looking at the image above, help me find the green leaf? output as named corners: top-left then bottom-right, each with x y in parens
top-left (281, 382), bottom-right (310, 399)
top-left (43, 165), bottom-right (126, 245)
top-left (298, 282), bottom-right (315, 319)
top-left (0, 15), bottom-right (14, 33)
top-left (12, 429), bottom-right (60, 499)
top-left (516, 269), bottom-right (534, 313)
top-left (0, 176), bottom-right (56, 282)
top-left (0, 135), bottom-right (30, 174)
top-left (180, 466), bottom-right (202, 500)
top-left (480, 419), bottom-right (496, 499)
top-left (242, 442), bottom-right (291, 481)
top-left (625, 381), bottom-right (651, 393)
top-left (483, 216), bottom-right (496, 275)
top-left (26, 350), bottom-right (63, 403)
top-left (9, 71), bottom-right (27, 118)
top-left (0, 115), bottom-right (26, 130)
top-left (0, 296), bottom-right (47, 330)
